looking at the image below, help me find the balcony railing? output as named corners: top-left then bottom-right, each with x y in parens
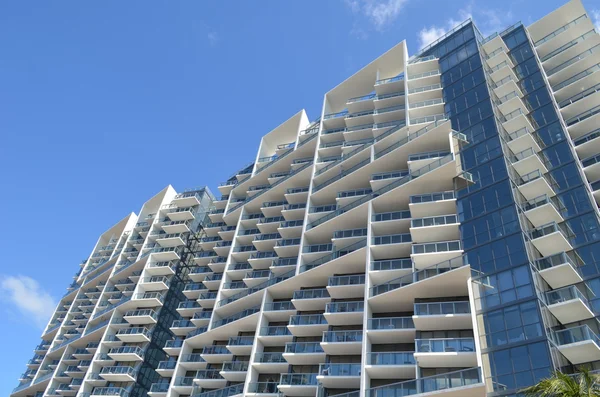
top-left (368, 352), bottom-right (416, 365)
top-left (552, 324), bottom-right (600, 346)
top-left (367, 367), bottom-right (481, 397)
top-left (414, 301), bottom-right (470, 315)
top-left (323, 330), bottom-right (363, 343)
top-left (371, 258), bottom-right (412, 271)
top-left (279, 373), bottom-right (318, 386)
top-left (319, 363), bottom-right (361, 376)
top-left (415, 338), bottom-right (475, 352)
top-left (371, 256), bottom-right (465, 296)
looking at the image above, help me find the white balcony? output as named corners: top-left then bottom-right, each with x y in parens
top-left (321, 330), bottom-right (363, 355)
top-left (326, 274), bottom-right (365, 299)
top-left (365, 352), bottom-right (416, 379)
top-left (220, 362), bottom-right (249, 381)
top-left (288, 314), bottom-right (329, 337)
top-left (155, 234), bottom-right (185, 248)
top-left (366, 317), bottom-right (416, 343)
top-left (324, 301), bottom-right (364, 325)
top-left (523, 195), bottom-right (564, 228)
top-left (107, 346), bottom-right (144, 361)
top-left (316, 364), bottom-right (361, 388)
top-left (99, 366), bottom-right (137, 382)
top-left (409, 215), bottom-right (459, 244)
top-left (546, 286), bottom-right (594, 324)
top-left (283, 342), bottom-right (325, 365)
top-left (534, 252), bottom-right (583, 289)
top-left (253, 353), bottom-right (289, 374)
top-left (554, 325), bottom-right (600, 365)
top-left (529, 222), bottom-right (573, 257)
top-left (123, 309), bottom-right (157, 325)
top-left (414, 338), bottom-right (476, 368)
top-left (194, 370), bottom-right (227, 388)
top-left (411, 241), bottom-right (462, 269)
top-left (258, 326), bottom-right (293, 346)
top-left (369, 260), bottom-right (470, 312)
top-left (278, 373), bottom-right (318, 397)
top-left (412, 301), bottom-right (472, 331)
top-left (291, 288), bottom-right (330, 311)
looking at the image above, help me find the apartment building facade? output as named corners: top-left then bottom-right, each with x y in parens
top-left (11, 1), bottom-right (600, 397)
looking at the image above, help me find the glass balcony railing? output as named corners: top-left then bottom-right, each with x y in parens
top-left (529, 221), bottom-right (574, 242)
top-left (371, 258), bottom-right (412, 271)
top-left (533, 251), bottom-right (578, 272)
top-left (213, 306), bottom-right (260, 328)
top-left (410, 190), bottom-right (455, 204)
top-left (289, 314), bottom-right (327, 326)
top-left (414, 301), bottom-right (470, 315)
top-left (222, 361), bottom-right (249, 372)
top-left (264, 301), bottom-right (294, 311)
top-left (255, 352), bottom-right (286, 363)
top-left (158, 360), bottom-right (177, 370)
top-left (196, 369), bottom-right (223, 380)
top-left (337, 188), bottom-right (373, 199)
top-left (325, 301), bottom-right (364, 313)
top-left (319, 363), bottom-right (361, 376)
top-left (275, 238), bottom-right (301, 247)
top-left (192, 384), bottom-right (244, 397)
top-left (149, 384), bottom-right (170, 393)
top-left (372, 233), bottom-right (412, 245)
top-left (164, 339), bottom-right (184, 348)
top-left (371, 256), bottom-right (465, 296)
top-left (174, 376), bottom-right (194, 386)
top-left (116, 327), bottom-right (151, 337)
top-left (368, 352), bottom-right (416, 365)
top-left (293, 288), bottom-right (329, 300)
top-left (554, 62), bottom-right (600, 92)
top-left (415, 338), bottom-right (475, 353)
top-left (260, 325), bottom-right (292, 336)
top-left (553, 324), bottom-right (600, 346)
top-left (303, 243), bottom-right (333, 253)
top-left (99, 366), bottom-right (137, 376)
top-left (333, 228), bottom-right (368, 239)
top-left (328, 274), bottom-right (365, 286)
top-left (279, 373), bottom-right (318, 386)
top-left (272, 257), bottom-right (297, 267)
top-left (372, 170), bottom-right (409, 181)
top-left (372, 210), bottom-right (411, 222)
top-left (411, 214), bottom-right (458, 228)
top-left (412, 240), bottom-right (461, 254)
top-left (323, 330), bottom-right (363, 343)
top-left (535, 14), bottom-right (588, 46)
top-left (228, 336), bottom-right (254, 346)
top-left (301, 239), bottom-right (368, 273)
top-left (310, 153), bottom-right (453, 230)
top-left (367, 367), bottom-right (481, 397)
top-left (181, 353), bottom-right (205, 363)
top-left (89, 387), bottom-right (130, 397)
top-left (247, 382), bottom-right (280, 394)
top-left (376, 73), bottom-right (404, 85)
top-left (108, 346), bottom-right (144, 356)
top-left (546, 285), bottom-right (589, 305)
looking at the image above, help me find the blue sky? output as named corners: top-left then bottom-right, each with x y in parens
top-left (1, 0), bottom-right (599, 392)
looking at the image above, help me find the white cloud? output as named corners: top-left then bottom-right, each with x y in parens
top-left (207, 32), bottom-right (218, 47)
top-left (417, 5), bottom-right (473, 49)
top-left (417, 3), bottom-right (514, 50)
top-left (418, 26), bottom-right (447, 50)
top-left (345, 0), bottom-right (409, 31)
top-left (0, 275), bottom-right (56, 328)
top-left (592, 10), bottom-right (600, 32)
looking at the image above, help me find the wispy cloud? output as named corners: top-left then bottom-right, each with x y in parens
top-left (0, 275), bottom-right (56, 328)
top-left (417, 2), bottom-right (514, 49)
top-left (345, 0), bottom-right (409, 31)
top-left (207, 31), bottom-right (218, 47)
top-left (592, 10), bottom-right (600, 32)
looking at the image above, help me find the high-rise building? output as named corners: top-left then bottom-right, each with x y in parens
top-left (11, 1), bottom-right (600, 396)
